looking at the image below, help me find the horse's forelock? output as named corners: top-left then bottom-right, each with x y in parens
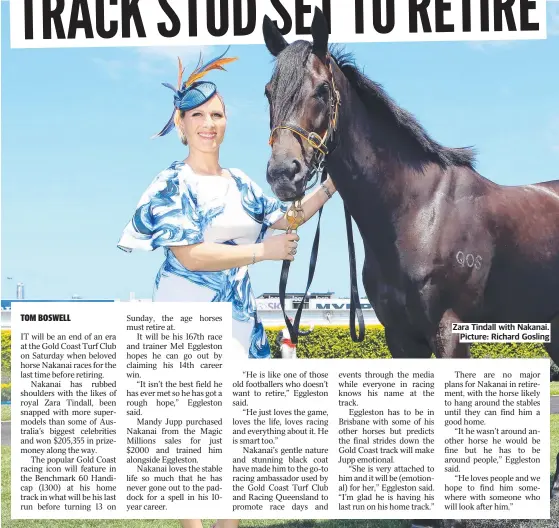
top-left (270, 41), bottom-right (313, 125)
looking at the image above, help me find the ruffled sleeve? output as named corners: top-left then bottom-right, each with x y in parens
top-left (117, 164), bottom-right (204, 252)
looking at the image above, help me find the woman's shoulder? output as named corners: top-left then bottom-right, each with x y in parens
top-left (152, 160), bottom-right (189, 183)
top-left (133, 162), bottom-right (197, 207)
top-left (146, 161), bottom-right (196, 190)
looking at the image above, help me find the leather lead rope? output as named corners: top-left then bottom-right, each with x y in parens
top-left (344, 204), bottom-right (365, 342)
top-left (279, 170), bottom-right (328, 346)
top-left (278, 169), bottom-right (365, 345)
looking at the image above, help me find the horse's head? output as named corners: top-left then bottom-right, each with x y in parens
top-left (263, 8), bottom-right (339, 201)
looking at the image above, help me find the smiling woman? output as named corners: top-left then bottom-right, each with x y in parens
top-left (116, 47), bottom-right (337, 527)
top-left (118, 46), bottom-right (336, 360)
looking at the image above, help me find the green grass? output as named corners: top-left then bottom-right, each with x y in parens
top-left (550, 383), bottom-right (559, 396)
top-left (2, 405), bottom-right (11, 422)
top-left (552, 415), bottom-right (559, 477)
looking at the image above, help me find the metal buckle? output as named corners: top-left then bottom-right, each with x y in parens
top-left (307, 132), bottom-right (323, 150)
top-left (334, 89), bottom-right (340, 105)
top-left (285, 200), bottom-right (305, 233)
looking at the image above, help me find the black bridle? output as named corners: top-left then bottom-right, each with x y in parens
top-left (268, 54), bottom-right (365, 347)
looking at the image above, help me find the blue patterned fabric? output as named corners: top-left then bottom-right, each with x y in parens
top-left (118, 161), bottom-right (288, 359)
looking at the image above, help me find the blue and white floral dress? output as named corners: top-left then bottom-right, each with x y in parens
top-left (118, 161), bottom-right (288, 359)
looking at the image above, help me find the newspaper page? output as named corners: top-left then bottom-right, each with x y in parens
top-left (1, 1), bottom-right (558, 528)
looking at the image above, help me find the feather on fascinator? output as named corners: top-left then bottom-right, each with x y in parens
top-left (152, 46), bottom-right (238, 139)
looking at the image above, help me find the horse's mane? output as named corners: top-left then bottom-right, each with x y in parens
top-left (328, 45), bottom-right (476, 169)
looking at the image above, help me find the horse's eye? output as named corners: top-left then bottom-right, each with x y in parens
top-left (314, 83), bottom-right (329, 100)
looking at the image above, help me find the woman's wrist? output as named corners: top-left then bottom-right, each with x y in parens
top-left (321, 178), bottom-right (336, 200)
top-left (251, 243), bottom-right (266, 264)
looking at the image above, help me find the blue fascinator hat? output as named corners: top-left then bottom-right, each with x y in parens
top-left (153, 46), bottom-right (238, 138)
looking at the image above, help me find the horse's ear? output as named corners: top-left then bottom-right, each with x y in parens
top-left (263, 15), bottom-right (288, 57)
top-left (311, 7), bottom-right (329, 60)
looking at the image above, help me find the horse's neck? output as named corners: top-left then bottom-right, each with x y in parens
top-left (328, 75), bottom-right (409, 262)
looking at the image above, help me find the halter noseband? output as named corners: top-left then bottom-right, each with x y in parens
top-left (268, 55), bottom-right (341, 231)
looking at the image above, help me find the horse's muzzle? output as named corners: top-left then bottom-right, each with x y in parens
top-left (266, 159), bottom-right (308, 201)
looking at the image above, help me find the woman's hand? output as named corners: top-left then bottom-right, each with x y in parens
top-left (261, 233), bottom-right (300, 261)
top-left (270, 177), bottom-right (337, 231)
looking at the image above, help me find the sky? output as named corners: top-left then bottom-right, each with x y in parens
top-left (1, 1), bottom-right (559, 302)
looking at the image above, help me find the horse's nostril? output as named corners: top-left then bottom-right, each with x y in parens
top-left (268, 158), bottom-right (303, 184)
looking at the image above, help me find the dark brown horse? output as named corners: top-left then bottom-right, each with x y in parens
top-left (262, 7), bottom-right (559, 528)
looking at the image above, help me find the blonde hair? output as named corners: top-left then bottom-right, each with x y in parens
top-left (174, 93), bottom-right (227, 147)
